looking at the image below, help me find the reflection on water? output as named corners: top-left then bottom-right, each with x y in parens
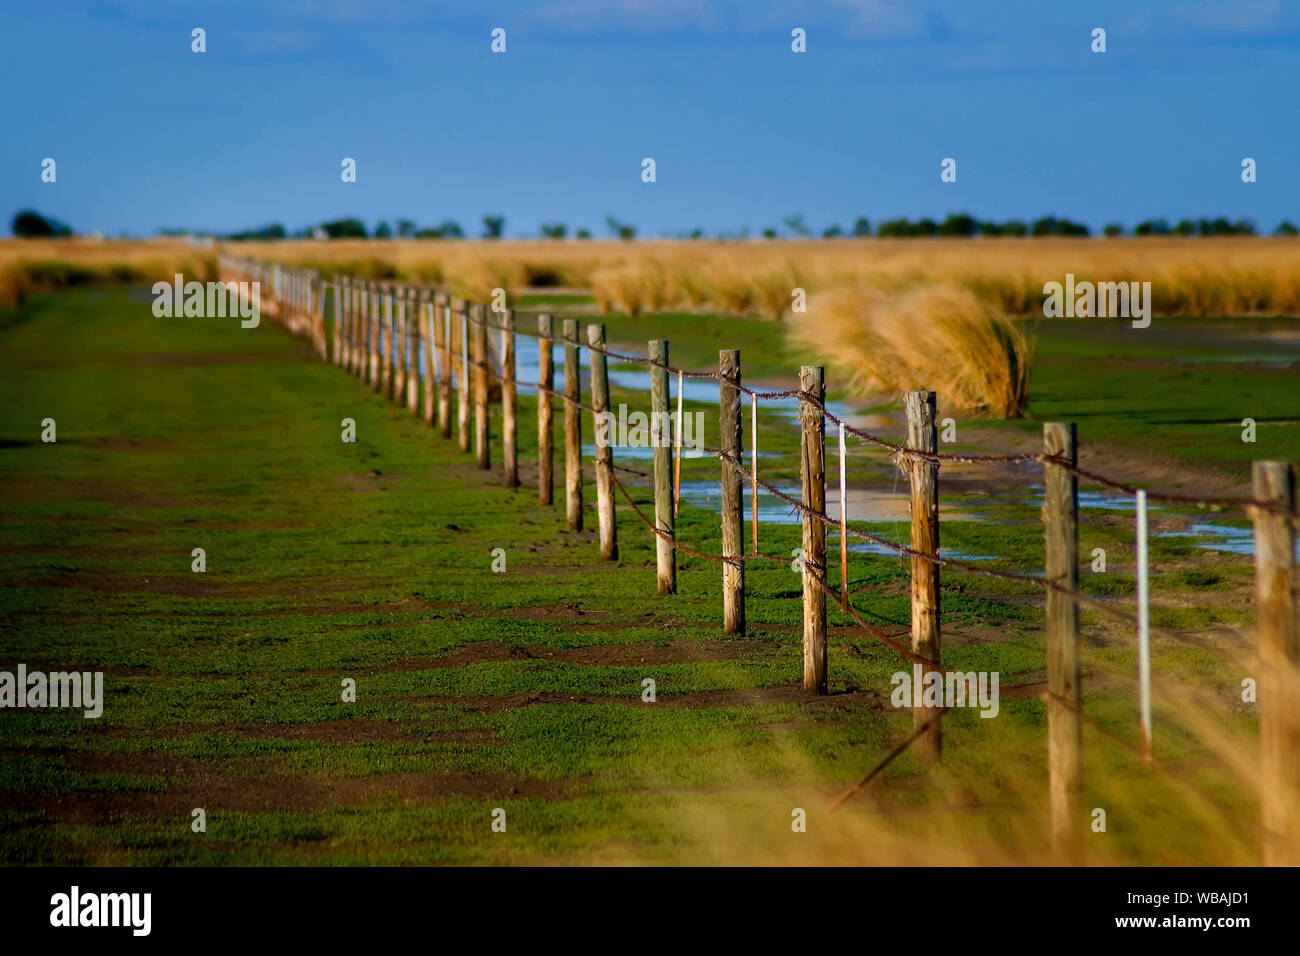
top-left (491, 332), bottom-right (1273, 561)
top-left (511, 336), bottom-right (857, 421)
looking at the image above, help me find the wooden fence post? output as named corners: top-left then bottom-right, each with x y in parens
top-left (395, 289), bottom-right (408, 404)
top-left (318, 278), bottom-right (329, 360)
top-left (364, 281), bottom-right (374, 385)
top-left (338, 278), bottom-right (348, 369)
top-left (457, 300), bottom-right (471, 452)
top-left (538, 315), bottom-right (555, 505)
top-left (1044, 422), bottom-right (1082, 864)
top-left (354, 279), bottom-right (361, 372)
top-left (421, 293), bottom-right (436, 426)
top-left (588, 323), bottom-right (617, 558)
top-left (502, 309), bottom-right (518, 487)
top-left (472, 304), bottom-right (490, 469)
top-left (391, 287), bottom-right (402, 403)
top-left (1252, 461), bottom-right (1298, 866)
top-left (346, 279), bottom-right (355, 374)
top-left (905, 390), bottom-right (941, 766)
top-left (350, 280), bottom-right (361, 376)
top-left (335, 279), bottom-right (346, 368)
top-left (382, 286), bottom-right (394, 399)
top-left (799, 366), bottom-right (826, 691)
top-left (361, 282), bottom-right (372, 381)
top-left (353, 281), bottom-right (363, 378)
top-left (563, 318), bottom-right (583, 531)
top-left (436, 294), bottom-right (451, 437)
top-left (650, 340), bottom-right (675, 595)
top-left (720, 350), bottom-right (745, 635)
top-left (368, 282), bottom-right (381, 389)
top-left (406, 290), bottom-right (419, 417)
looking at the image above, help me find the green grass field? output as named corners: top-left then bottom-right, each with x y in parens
top-left (0, 288), bottom-right (1284, 864)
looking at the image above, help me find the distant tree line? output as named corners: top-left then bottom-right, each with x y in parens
top-left (779, 214), bottom-right (1294, 239)
top-left (12, 208), bottom-right (1299, 241)
top-left (10, 210), bottom-right (74, 237)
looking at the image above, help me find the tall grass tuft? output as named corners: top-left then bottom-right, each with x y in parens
top-left (788, 284), bottom-right (1032, 419)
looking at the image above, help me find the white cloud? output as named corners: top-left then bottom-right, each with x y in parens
top-left (1174, 0), bottom-right (1288, 33)
top-left (826, 0), bottom-right (927, 39)
top-left (524, 0), bottom-right (723, 34)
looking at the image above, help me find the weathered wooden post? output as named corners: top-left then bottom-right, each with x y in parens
top-left (588, 324), bottom-right (617, 558)
top-left (538, 315), bottom-right (555, 505)
top-left (1044, 422), bottom-right (1082, 864)
top-left (368, 282), bottom-right (381, 389)
top-left (361, 282), bottom-right (372, 381)
top-left (337, 278), bottom-right (348, 369)
top-left (321, 276), bottom-right (329, 360)
top-left (314, 276), bottom-right (324, 359)
top-left (371, 282), bottom-right (382, 390)
top-left (1252, 461), bottom-right (1298, 866)
top-left (307, 275), bottom-right (316, 351)
top-left (350, 280), bottom-right (361, 376)
top-left (353, 281), bottom-right (363, 378)
top-left (457, 300), bottom-right (471, 453)
top-left (502, 309), bottom-right (518, 488)
top-left (720, 351), bottom-right (746, 634)
top-left (420, 293), bottom-right (436, 426)
top-left (799, 366), bottom-right (826, 691)
top-left (650, 340), bottom-right (675, 595)
top-left (472, 305), bottom-right (490, 469)
top-left (905, 390), bottom-right (942, 766)
top-left (563, 318), bottom-right (583, 531)
top-left (334, 279), bottom-right (344, 367)
top-left (384, 287), bottom-right (396, 401)
top-left (319, 278), bottom-right (329, 360)
top-left (406, 290), bottom-right (420, 417)
top-left (436, 294), bottom-right (451, 437)
top-left (346, 277), bottom-right (357, 373)
top-left (395, 289), bottom-right (408, 403)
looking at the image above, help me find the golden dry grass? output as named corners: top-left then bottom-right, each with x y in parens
top-left (789, 284), bottom-right (1032, 418)
top-left (0, 238), bottom-right (217, 308)
top-left (215, 235), bottom-right (1300, 318)
top-left (8, 235), bottom-right (1300, 318)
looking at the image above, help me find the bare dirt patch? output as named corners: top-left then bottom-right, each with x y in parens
top-left (0, 757), bottom-right (560, 825)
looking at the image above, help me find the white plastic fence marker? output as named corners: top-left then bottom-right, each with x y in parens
top-left (839, 421), bottom-right (848, 609)
top-left (1136, 489), bottom-right (1152, 763)
top-left (674, 369), bottom-right (683, 519)
top-left (751, 392), bottom-right (758, 554)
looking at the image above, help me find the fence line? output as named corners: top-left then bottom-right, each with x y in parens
top-left (219, 254), bottom-right (1299, 864)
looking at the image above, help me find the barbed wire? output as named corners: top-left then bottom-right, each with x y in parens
top-left (234, 257), bottom-right (1290, 822)
top-left (235, 259), bottom-right (1295, 538)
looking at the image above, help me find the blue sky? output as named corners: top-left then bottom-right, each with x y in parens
top-left (2, 0), bottom-right (1297, 237)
